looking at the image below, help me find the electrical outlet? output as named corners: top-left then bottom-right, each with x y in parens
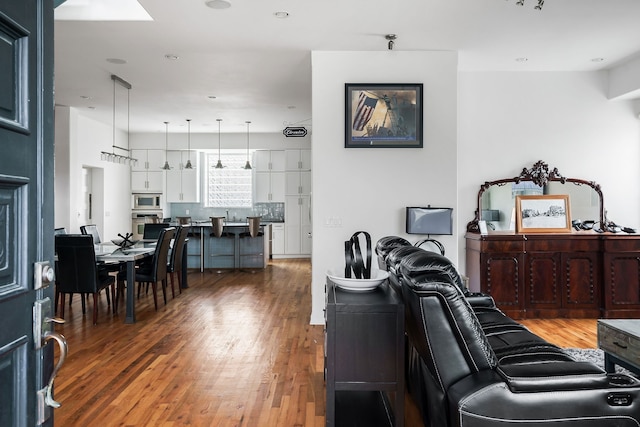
top-left (186, 209), bottom-right (190, 215)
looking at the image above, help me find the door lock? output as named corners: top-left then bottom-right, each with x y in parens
top-left (34, 261), bottom-right (55, 290)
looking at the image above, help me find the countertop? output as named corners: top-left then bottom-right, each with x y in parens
top-left (172, 220), bottom-right (279, 227)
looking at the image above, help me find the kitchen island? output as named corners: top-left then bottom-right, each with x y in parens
top-left (182, 222), bottom-right (271, 271)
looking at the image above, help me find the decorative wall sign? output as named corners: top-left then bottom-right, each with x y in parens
top-left (345, 83), bottom-right (423, 148)
top-left (283, 127), bottom-right (307, 137)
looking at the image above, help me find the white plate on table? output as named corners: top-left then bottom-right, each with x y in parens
top-left (326, 269), bottom-right (389, 292)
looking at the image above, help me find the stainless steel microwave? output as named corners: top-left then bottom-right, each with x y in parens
top-left (133, 193), bottom-right (162, 210)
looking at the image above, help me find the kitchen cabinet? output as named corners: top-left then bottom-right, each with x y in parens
top-left (253, 150), bottom-right (285, 202)
top-left (285, 170), bottom-right (311, 196)
top-left (202, 225), bottom-right (269, 269)
top-left (131, 149), bottom-right (165, 192)
top-left (186, 228), bottom-right (203, 270)
top-left (271, 223), bottom-right (285, 256)
top-left (282, 149), bottom-right (311, 256)
top-left (131, 149), bottom-right (165, 171)
top-left (254, 171), bottom-right (285, 202)
top-left (285, 195), bottom-right (311, 256)
top-left (285, 149), bottom-right (311, 171)
top-left (165, 150), bottom-right (200, 203)
top-left (254, 150), bottom-right (285, 172)
top-left (131, 170), bottom-right (164, 192)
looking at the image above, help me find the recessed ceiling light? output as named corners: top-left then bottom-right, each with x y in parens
top-left (88, 106), bottom-right (96, 110)
top-left (106, 58), bottom-right (127, 64)
top-left (287, 105), bottom-right (296, 109)
top-left (515, 57), bottom-right (528, 62)
top-left (208, 95), bottom-right (217, 99)
top-left (164, 54), bottom-right (179, 60)
top-left (80, 95), bottom-right (91, 100)
top-left (274, 11), bottom-right (289, 18)
top-left (205, 0), bottom-right (231, 9)
top-left (591, 57), bottom-right (605, 63)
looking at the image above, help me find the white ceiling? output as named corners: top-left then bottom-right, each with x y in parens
top-left (53, 0), bottom-right (640, 134)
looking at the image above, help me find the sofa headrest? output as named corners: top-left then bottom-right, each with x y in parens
top-left (399, 250), bottom-right (466, 291)
top-left (375, 236), bottom-right (412, 258)
top-left (386, 246), bottom-right (426, 273)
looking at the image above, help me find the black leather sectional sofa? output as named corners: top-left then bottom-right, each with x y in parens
top-left (375, 236), bottom-right (640, 427)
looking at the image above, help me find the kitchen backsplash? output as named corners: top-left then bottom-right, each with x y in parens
top-left (169, 202), bottom-right (284, 222)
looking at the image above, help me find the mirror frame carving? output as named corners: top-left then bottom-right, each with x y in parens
top-left (466, 160), bottom-right (604, 233)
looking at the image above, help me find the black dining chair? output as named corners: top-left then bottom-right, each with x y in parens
top-left (117, 227), bottom-right (175, 311)
top-left (167, 226), bottom-right (189, 297)
top-left (143, 222), bottom-right (170, 240)
top-left (80, 224), bottom-right (102, 243)
top-left (80, 223), bottom-right (122, 273)
top-left (55, 226), bottom-right (91, 310)
top-left (55, 234), bottom-right (116, 324)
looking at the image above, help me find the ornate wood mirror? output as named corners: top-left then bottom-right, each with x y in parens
top-left (466, 160), bottom-right (604, 233)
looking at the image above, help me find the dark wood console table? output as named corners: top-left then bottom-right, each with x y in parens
top-left (466, 232), bottom-right (640, 319)
top-left (325, 280), bottom-right (404, 427)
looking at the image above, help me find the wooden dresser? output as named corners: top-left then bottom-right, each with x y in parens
top-left (465, 231), bottom-right (640, 319)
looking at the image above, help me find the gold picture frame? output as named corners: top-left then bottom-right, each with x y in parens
top-left (515, 194), bottom-right (572, 233)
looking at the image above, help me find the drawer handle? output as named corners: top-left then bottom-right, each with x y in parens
top-left (613, 341), bottom-right (628, 349)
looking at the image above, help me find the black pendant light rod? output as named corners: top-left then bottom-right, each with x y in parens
top-left (244, 120), bottom-right (252, 170)
top-left (215, 118), bottom-right (224, 169)
top-left (185, 119), bottom-right (193, 169)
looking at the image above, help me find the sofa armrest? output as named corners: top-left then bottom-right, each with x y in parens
top-left (497, 361), bottom-right (611, 392)
top-left (465, 293), bottom-right (496, 308)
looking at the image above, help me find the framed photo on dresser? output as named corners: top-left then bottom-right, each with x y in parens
top-left (516, 194), bottom-right (572, 233)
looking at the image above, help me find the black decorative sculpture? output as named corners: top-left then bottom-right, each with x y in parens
top-left (113, 232), bottom-right (136, 248)
top-left (344, 231), bottom-right (372, 279)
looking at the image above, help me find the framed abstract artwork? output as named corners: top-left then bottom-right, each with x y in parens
top-left (345, 83), bottom-right (423, 148)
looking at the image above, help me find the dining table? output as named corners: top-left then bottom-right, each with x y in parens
top-left (95, 241), bottom-right (156, 324)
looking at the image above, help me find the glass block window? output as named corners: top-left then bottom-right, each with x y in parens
top-left (206, 152), bottom-right (252, 207)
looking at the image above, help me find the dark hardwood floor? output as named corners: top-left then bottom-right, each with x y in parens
top-left (53, 259), bottom-right (598, 426)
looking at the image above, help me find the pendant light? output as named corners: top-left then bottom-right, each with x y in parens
top-left (101, 74), bottom-right (138, 165)
top-left (243, 120), bottom-right (252, 170)
top-left (215, 118), bottom-right (224, 169)
top-left (162, 121), bottom-right (172, 170)
top-left (185, 119), bottom-right (193, 169)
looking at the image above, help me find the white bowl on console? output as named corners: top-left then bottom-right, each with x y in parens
top-left (326, 269), bottom-right (389, 292)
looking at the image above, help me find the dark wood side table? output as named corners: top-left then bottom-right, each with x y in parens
top-left (325, 279), bottom-right (404, 427)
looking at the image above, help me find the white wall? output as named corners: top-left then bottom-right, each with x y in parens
top-left (457, 71), bottom-right (640, 271)
top-left (55, 106), bottom-right (132, 239)
top-left (310, 51), bottom-right (459, 324)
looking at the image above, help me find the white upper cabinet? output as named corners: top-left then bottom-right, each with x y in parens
top-left (285, 149), bottom-right (311, 171)
top-left (131, 149), bottom-right (166, 192)
top-left (254, 150), bottom-right (285, 172)
top-left (285, 171), bottom-right (311, 196)
top-left (253, 150), bottom-right (285, 202)
top-left (165, 150), bottom-right (200, 203)
top-left (131, 149), bottom-right (166, 171)
top-left (254, 171), bottom-right (285, 203)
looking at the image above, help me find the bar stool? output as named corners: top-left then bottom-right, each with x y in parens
top-left (176, 216), bottom-right (191, 226)
top-left (209, 217), bottom-right (234, 273)
top-left (176, 216), bottom-right (197, 237)
top-left (239, 216), bottom-right (263, 271)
